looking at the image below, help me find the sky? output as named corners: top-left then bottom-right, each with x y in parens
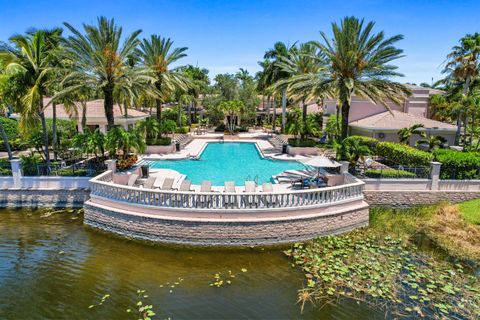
top-left (1, 0), bottom-right (479, 85)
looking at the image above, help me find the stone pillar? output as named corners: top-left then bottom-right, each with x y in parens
top-left (105, 159), bottom-right (117, 173)
top-left (430, 161), bottom-right (441, 190)
top-left (10, 159), bottom-right (22, 188)
top-left (340, 161), bottom-right (350, 174)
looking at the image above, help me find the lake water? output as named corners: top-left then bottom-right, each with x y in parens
top-left (145, 142), bottom-right (306, 186)
top-left (0, 208), bottom-right (382, 319)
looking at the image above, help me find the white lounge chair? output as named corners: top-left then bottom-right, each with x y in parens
top-left (261, 182), bottom-right (273, 192)
top-left (243, 181), bottom-right (257, 207)
top-left (260, 182), bottom-right (277, 207)
top-left (160, 177), bottom-right (175, 190)
top-left (198, 180), bottom-right (213, 208)
top-left (200, 180), bottom-right (212, 192)
top-left (143, 176), bottom-right (157, 189)
top-left (244, 181), bottom-right (256, 192)
top-left (127, 174), bottom-right (139, 187)
top-left (224, 181), bottom-right (237, 208)
top-left (224, 181), bottom-right (236, 193)
top-left (176, 179), bottom-right (193, 192)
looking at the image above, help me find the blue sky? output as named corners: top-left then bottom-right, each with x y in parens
top-left (1, 0), bottom-right (479, 84)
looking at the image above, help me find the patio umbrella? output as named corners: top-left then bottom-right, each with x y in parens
top-left (303, 156), bottom-right (341, 180)
top-left (303, 156), bottom-right (341, 168)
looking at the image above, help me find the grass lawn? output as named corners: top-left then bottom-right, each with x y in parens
top-left (458, 198), bottom-right (480, 225)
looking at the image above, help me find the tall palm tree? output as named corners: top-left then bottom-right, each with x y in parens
top-left (256, 59), bottom-right (275, 127)
top-left (442, 33), bottom-right (480, 145)
top-left (263, 42), bottom-right (296, 133)
top-left (60, 17), bottom-right (152, 130)
top-left (181, 65), bottom-right (210, 124)
top-left (138, 35), bottom-right (188, 121)
top-left (0, 28), bottom-right (63, 166)
top-left (274, 42), bottom-right (326, 138)
top-left (311, 16), bottom-right (410, 139)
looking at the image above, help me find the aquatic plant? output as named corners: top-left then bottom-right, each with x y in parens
top-left (286, 233), bottom-right (480, 318)
top-left (126, 289), bottom-right (156, 320)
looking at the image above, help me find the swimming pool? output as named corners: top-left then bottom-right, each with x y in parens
top-left (144, 142), bottom-right (306, 186)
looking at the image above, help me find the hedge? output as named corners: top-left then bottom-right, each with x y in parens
top-left (288, 138), bottom-right (317, 147)
top-left (57, 168), bottom-right (88, 177)
top-left (364, 168), bottom-right (417, 179)
top-left (376, 142), bottom-right (433, 167)
top-left (343, 135), bottom-right (379, 152)
top-left (433, 149), bottom-right (480, 179)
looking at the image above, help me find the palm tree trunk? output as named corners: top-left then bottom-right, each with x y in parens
top-left (302, 99), bottom-right (307, 140)
top-left (103, 85), bottom-right (115, 130)
top-left (0, 120), bottom-right (13, 160)
top-left (187, 102), bottom-right (192, 126)
top-left (455, 112), bottom-right (462, 146)
top-left (39, 98), bottom-right (51, 167)
top-left (456, 76), bottom-right (471, 145)
top-left (272, 97), bottom-right (276, 133)
top-left (281, 88), bottom-right (287, 133)
top-left (52, 102), bottom-right (58, 161)
top-left (193, 100), bottom-right (197, 123)
top-left (340, 101), bottom-right (350, 140)
top-left (177, 102), bottom-right (182, 127)
top-left (156, 99), bottom-right (162, 122)
top-left (81, 102), bottom-right (87, 132)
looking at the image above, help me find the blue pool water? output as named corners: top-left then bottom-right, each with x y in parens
top-left (146, 142), bottom-right (306, 185)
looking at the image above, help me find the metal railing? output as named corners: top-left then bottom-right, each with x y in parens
top-left (351, 165), bottom-right (431, 179)
top-left (89, 171), bottom-right (365, 211)
top-left (22, 162), bottom-right (107, 177)
top-left (440, 166), bottom-right (480, 180)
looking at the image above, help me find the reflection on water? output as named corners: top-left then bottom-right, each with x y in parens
top-left (0, 208), bottom-right (381, 319)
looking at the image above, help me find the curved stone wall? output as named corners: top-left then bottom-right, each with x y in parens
top-left (83, 199), bottom-right (369, 246)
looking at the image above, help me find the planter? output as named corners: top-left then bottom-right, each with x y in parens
top-left (145, 144), bottom-right (175, 155)
top-left (286, 146), bottom-right (319, 156)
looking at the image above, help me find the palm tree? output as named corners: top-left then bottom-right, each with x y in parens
top-left (311, 16), bottom-right (410, 139)
top-left (416, 136), bottom-right (447, 150)
top-left (60, 17), bottom-right (152, 130)
top-left (220, 100), bottom-right (243, 133)
top-left (138, 35), bottom-right (188, 122)
top-left (263, 42), bottom-right (296, 132)
top-left (442, 33), bottom-right (480, 145)
top-left (397, 123), bottom-right (426, 145)
top-left (0, 29), bottom-right (63, 166)
top-left (136, 117), bottom-right (159, 143)
top-left (181, 65), bottom-right (209, 124)
top-left (274, 42), bottom-right (326, 139)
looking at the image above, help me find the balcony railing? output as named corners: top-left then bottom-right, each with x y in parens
top-left (89, 171), bottom-right (365, 211)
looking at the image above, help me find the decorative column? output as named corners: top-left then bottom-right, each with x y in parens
top-left (430, 161), bottom-right (442, 191)
top-left (105, 159), bottom-right (117, 173)
top-left (10, 159), bottom-right (22, 188)
top-left (340, 161), bottom-right (350, 174)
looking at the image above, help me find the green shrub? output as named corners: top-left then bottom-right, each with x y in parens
top-left (344, 135), bottom-right (379, 152)
top-left (237, 126), bottom-right (249, 133)
top-left (288, 138), bottom-right (317, 147)
top-left (365, 168), bottom-right (417, 178)
top-left (214, 124), bottom-right (226, 132)
top-left (57, 168), bottom-right (88, 177)
top-left (377, 142), bottom-right (433, 167)
top-left (175, 126), bottom-right (189, 134)
top-left (148, 137), bottom-right (172, 146)
top-left (433, 149), bottom-right (480, 179)
top-left (0, 117), bottom-right (22, 151)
